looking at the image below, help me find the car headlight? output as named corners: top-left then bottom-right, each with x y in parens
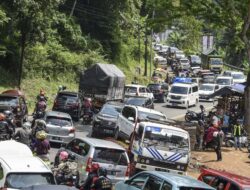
top-left (181, 96), bottom-right (187, 100)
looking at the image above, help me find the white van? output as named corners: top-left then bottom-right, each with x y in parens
top-left (0, 141), bottom-right (55, 189)
top-left (216, 76), bottom-right (233, 89)
top-left (166, 82), bottom-right (199, 108)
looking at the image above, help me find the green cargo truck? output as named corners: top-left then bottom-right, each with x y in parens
top-left (201, 49), bottom-right (223, 74)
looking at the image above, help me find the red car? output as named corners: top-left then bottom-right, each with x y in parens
top-left (198, 168), bottom-right (250, 190)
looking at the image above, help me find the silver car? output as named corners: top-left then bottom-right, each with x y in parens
top-left (55, 137), bottom-right (130, 185)
top-left (44, 111), bottom-right (75, 143)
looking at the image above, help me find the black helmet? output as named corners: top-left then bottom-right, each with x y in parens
top-left (68, 153), bottom-right (76, 161)
top-left (98, 167), bottom-right (107, 177)
top-left (200, 105), bottom-right (204, 110)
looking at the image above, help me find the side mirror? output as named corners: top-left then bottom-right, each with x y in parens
top-left (128, 117), bottom-right (134, 122)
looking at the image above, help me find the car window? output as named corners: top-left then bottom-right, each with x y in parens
top-left (210, 177), bottom-right (228, 190)
top-left (189, 88), bottom-right (192, 94)
top-left (144, 176), bottom-right (163, 190)
top-left (67, 139), bottom-right (90, 156)
top-left (201, 175), bottom-right (215, 185)
top-left (192, 86), bottom-right (198, 92)
top-left (228, 183), bottom-right (240, 190)
top-left (161, 181), bottom-right (172, 190)
top-left (139, 88), bottom-right (146, 93)
top-left (0, 96), bottom-right (18, 106)
top-left (93, 148), bottom-right (128, 166)
top-left (46, 116), bottom-right (72, 127)
top-left (0, 163), bottom-right (3, 180)
top-left (122, 107), bottom-right (136, 121)
top-left (128, 173), bottom-right (149, 189)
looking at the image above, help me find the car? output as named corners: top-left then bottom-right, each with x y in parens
top-left (198, 168), bottom-right (250, 190)
top-left (179, 58), bottom-right (190, 70)
top-left (124, 97), bottom-right (154, 109)
top-left (55, 137), bottom-right (130, 185)
top-left (92, 102), bottom-right (124, 138)
top-left (0, 140), bottom-right (33, 157)
top-left (202, 75), bottom-right (216, 84)
top-left (115, 171), bottom-right (215, 190)
top-left (0, 89), bottom-right (28, 126)
top-left (52, 91), bottom-right (83, 121)
top-left (124, 84), bottom-right (154, 100)
top-left (154, 44), bottom-right (163, 52)
top-left (223, 71), bottom-right (246, 84)
top-left (199, 83), bottom-right (219, 101)
top-left (175, 50), bottom-right (185, 60)
top-left (44, 111), bottom-right (75, 143)
top-left (147, 83), bottom-right (168, 102)
top-left (216, 76), bottom-right (234, 89)
top-left (21, 185), bottom-right (78, 190)
top-left (188, 55), bottom-right (202, 67)
top-left (166, 82), bottom-right (199, 108)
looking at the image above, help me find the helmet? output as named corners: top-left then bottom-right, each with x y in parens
top-left (3, 110), bottom-right (12, 119)
top-left (36, 120), bottom-right (46, 128)
top-left (23, 122), bottom-right (31, 129)
top-left (97, 167), bottom-right (107, 177)
top-left (91, 163), bottom-right (100, 172)
top-left (0, 113), bottom-right (6, 121)
top-left (36, 130), bottom-right (47, 140)
top-left (59, 151), bottom-right (69, 161)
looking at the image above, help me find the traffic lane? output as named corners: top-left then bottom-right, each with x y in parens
top-left (49, 122), bottom-right (92, 162)
top-left (154, 101), bottom-right (215, 119)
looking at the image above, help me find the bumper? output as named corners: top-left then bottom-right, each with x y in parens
top-left (47, 133), bottom-right (75, 143)
top-left (135, 163), bottom-right (186, 175)
top-left (199, 95), bottom-right (213, 102)
top-left (92, 122), bottom-right (116, 136)
top-left (53, 108), bottom-right (79, 118)
top-left (166, 99), bottom-right (187, 107)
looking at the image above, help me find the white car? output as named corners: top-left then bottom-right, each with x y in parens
top-left (216, 76), bottom-right (233, 89)
top-left (166, 82), bottom-right (199, 108)
top-left (179, 58), bottom-right (190, 70)
top-left (199, 83), bottom-right (219, 101)
top-left (124, 84), bottom-right (154, 100)
top-left (223, 71), bottom-right (246, 84)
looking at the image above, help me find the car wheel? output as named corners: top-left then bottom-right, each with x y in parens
top-left (114, 128), bottom-right (119, 140)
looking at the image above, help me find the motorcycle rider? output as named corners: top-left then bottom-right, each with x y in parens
top-left (31, 119), bottom-right (47, 140)
top-left (31, 130), bottom-right (50, 160)
top-left (36, 89), bottom-right (48, 102)
top-left (53, 151), bottom-right (78, 185)
top-left (91, 167), bottom-right (112, 190)
top-left (3, 110), bottom-right (16, 133)
top-left (14, 122), bottom-right (31, 146)
top-left (0, 113), bottom-right (13, 140)
top-left (81, 163), bottom-right (100, 190)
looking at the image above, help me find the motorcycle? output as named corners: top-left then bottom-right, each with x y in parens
top-left (224, 129), bottom-right (248, 148)
top-left (54, 172), bottom-right (79, 187)
top-left (82, 111), bottom-right (93, 125)
top-left (185, 110), bottom-right (205, 122)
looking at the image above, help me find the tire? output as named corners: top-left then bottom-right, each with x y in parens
top-left (114, 128), bottom-right (119, 140)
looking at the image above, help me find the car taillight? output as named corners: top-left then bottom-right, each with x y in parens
top-left (125, 163), bottom-right (131, 177)
top-left (86, 157), bottom-right (93, 172)
top-left (69, 128), bottom-right (75, 133)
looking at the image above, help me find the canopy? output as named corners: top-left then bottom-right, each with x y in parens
top-left (79, 63), bottom-right (125, 89)
top-left (209, 83), bottom-right (245, 98)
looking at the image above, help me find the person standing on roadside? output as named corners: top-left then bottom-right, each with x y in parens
top-left (233, 120), bottom-right (242, 151)
top-left (214, 127), bottom-right (223, 161)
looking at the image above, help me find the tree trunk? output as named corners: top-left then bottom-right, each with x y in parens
top-left (18, 31), bottom-right (26, 89)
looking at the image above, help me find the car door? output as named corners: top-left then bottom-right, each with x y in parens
top-left (115, 173), bottom-right (149, 190)
top-left (120, 106), bottom-right (136, 139)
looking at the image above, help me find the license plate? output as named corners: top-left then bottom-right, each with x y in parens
top-left (52, 137), bottom-right (61, 141)
top-left (104, 129), bottom-right (113, 134)
top-left (172, 103), bottom-right (177, 106)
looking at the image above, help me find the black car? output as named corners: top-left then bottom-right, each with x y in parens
top-left (92, 102), bottom-right (123, 138)
top-left (147, 83), bottom-right (168, 102)
top-left (0, 90), bottom-right (28, 126)
top-left (52, 91), bottom-right (83, 121)
top-left (124, 97), bottom-right (154, 109)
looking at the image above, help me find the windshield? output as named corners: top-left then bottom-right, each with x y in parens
top-left (138, 111), bottom-right (167, 122)
top-left (125, 87), bottom-right (137, 93)
top-left (46, 116), bottom-right (72, 126)
top-left (232, 73), bottom-right (245, 79)
top-left (216, 78), bottom-right (230, 85)
top-left (143, 126), bottom-right (189, 150)
top-left (199, 85), bottom-right (214, 91)
top-left (100, 104), bottom-right (122, 117)
top-left (180, 59), bottom-right (189, 64)
top-left (125, 98), bottom-right (146, 106)
top-left (0, 97), bottom-right (18, 106)
top-left (5, 173), bottom-right (55, 189)
top-left (191, 56), bottom-right (201, 63)
top-left (170, 86), bottom-right (188, 94)
top-left (210, 59), bottom-right (223, 65)
top-left (93, 148), bottom-right (128, 166)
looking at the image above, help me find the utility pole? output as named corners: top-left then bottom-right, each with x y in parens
top-left (138, 24), bottom-right (141, 65)
top-left (144, 25), bottom-right (148, 76)
top-left (149, 9), bottom-right (155, 79)
top-left (70, 0), bottom-right (78, 18)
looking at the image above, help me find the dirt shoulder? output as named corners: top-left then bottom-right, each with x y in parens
top-left (188, 147), bottom-right (250, 178)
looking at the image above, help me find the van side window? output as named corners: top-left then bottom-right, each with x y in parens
top-left (137, 125), bottom-right (144, 139)
top-left (161, 181), bottom-right (172, 190)
top-left (0, 164), bottom-right (3, 180)
top-left (188, 88), bottom-right (191, 94)
top-left (192, 86), bottom-right (198, 92)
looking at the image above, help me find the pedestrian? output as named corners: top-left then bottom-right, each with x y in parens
top-left (233, 120), bottom-right (242, 151)
top-left (14, 122), bottom-right (31, 146)
top-left (214, 128), bottom-right (223, 161)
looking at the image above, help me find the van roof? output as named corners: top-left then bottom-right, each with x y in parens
top-left (216, 76), bottom-right (232, 79)
top-left (78, 137), bottom-right (125, 150)
top-left (125, 84), bottom-right (146, 88)
top-left (172, 82), bottom-right (197, 87)
top-left (0, 156), bottom-right (51, 173)
top-left (0, 140), bottom-right (33, 157)
top-left (140, 122), bottom-right (189, 135)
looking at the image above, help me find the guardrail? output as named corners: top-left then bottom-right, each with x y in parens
top-left (224, 63), bottom-right (247, 72)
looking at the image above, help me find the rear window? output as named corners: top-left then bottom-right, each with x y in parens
top-left (5, 173), bottom-right (55, 189)
top-left (0, 96), bottom-right (18, 106)
top-left (125, 87), bottom-right (137, 93)
top-left (57, 93), bottom-right (78, 102)
top-left (148, 84), bottom-right (161, 90)
top-left (46, 116), bottom-right (72, 126)
top-left (93, 148), bottom-right (128, 166)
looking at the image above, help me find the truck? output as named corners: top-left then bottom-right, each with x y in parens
top-left (201, 49), bottom-right (223, 73)
top-left (130, 121), bottom-right (191, 175)
top-left (79, 63), bottom-right (125, 109)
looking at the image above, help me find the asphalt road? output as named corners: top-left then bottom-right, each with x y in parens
top-left (49, 100), bottom-right (215, 162)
